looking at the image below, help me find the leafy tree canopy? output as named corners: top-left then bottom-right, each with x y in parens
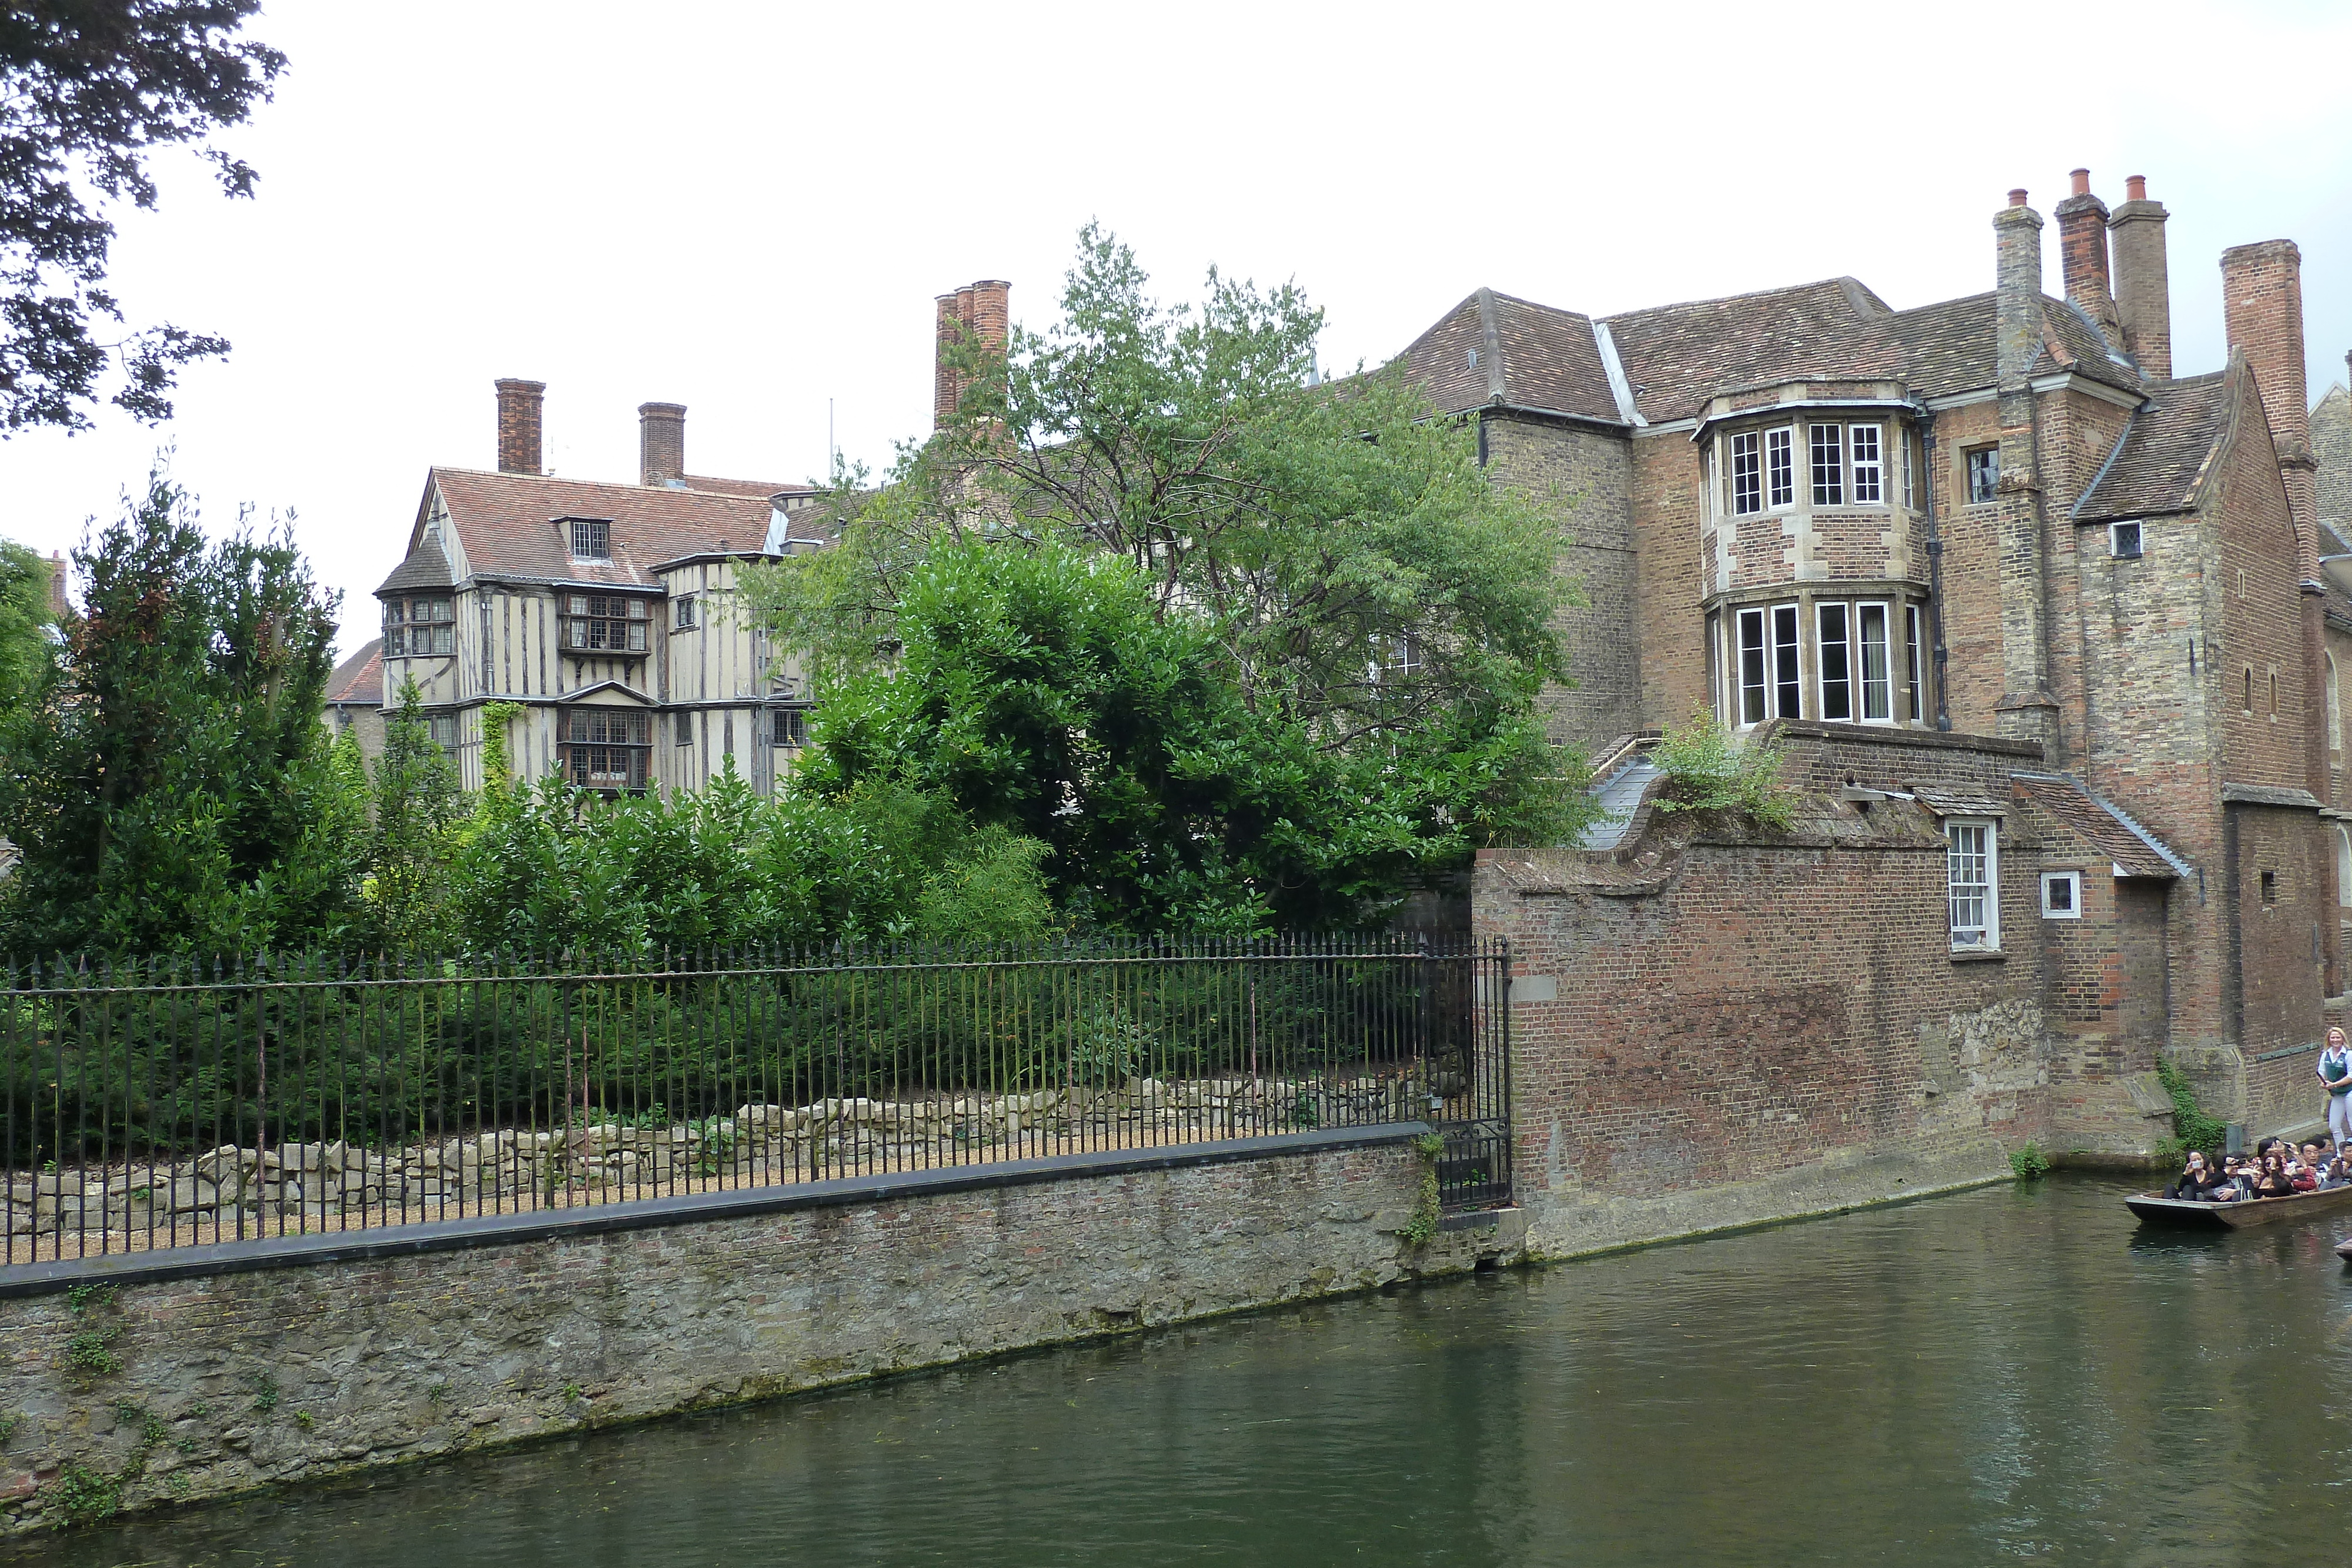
top-left (746, 228), bottom-right (1593, 926)
top-left (0, 468), bottom-right (359, 954)
top-left (0, 2), bottom-right (285, 432)
top-left (0, 537), bottom-right (58, 714)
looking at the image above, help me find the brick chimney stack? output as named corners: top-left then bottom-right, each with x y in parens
top-left (495, 379), bottom-right (546, 475)
top-left (932, 279), bottom-right (1011, 429)
top-left (2109, 175), bottom-right (2172, 380)
top-left (2223, 238), bottom-right (2318, 564)
top-left (2054, 168), bottom-right (2120, 346)
top-left (639, 402), bottom-right (686, 487)
top-left (1994, 189), bottom-right (2044, 389)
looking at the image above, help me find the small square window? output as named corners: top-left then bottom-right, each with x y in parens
top-left (674, 594), bottom-right (697, 630)
top-left (1965, 447), bottom-right (2000, 506)
top-left (773, 707), bottom-right (808, 748)
top-left (2261, 870), bottom-right (2278, 904)
top-left (2041, 870), bottom-right (2082, 919)
top-left (2110, 520), bottom-right (2142, 559)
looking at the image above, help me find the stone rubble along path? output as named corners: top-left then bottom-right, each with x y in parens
top-left (3, 1072), bottom-right (1436, 1262)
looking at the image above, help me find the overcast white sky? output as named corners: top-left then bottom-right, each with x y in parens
top-left (4, 0), bottom-right (2348, 658)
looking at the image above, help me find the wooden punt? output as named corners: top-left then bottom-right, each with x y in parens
top-left (2127, 1183), bottom-right (2352, 1229)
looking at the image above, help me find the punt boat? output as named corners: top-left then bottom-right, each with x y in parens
top-left (2126, 1183), bottom-right (2352, 1229)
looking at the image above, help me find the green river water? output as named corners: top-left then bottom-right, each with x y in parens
top-left (18, 1174), bottom-right (2352, 1566)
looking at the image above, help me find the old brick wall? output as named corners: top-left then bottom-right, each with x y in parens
top-left (2228, 802), bottom-right (2328, 1065)
top-left (1479, 414), bottom-right (1638, 752)
top-left (1929, 400), bottom-right (2007, 733)
top-left (2218, 410), bottom-right (2310, 789)
top-left (1628, 433), bottom-right (1708, 729)
top-left (0, 1139), bottom-right (1489, 1533)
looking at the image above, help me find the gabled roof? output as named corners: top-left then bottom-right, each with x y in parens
top-left (1598, 278), bottom-right (1901, 424)
top-left (2072, 370), bottom-right (2234, 521)
top-left (385, 468), bottom-right (781, 594)
top-left (2012, 773), bottom-right (2189, 878)
top-left (325, 638), bottom-right (383, 707)
top-left (1396, 289), bottom-right (1622, 423)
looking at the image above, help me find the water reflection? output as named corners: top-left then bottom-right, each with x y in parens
top-left (20, 1176), bottom-right (2352, 1567)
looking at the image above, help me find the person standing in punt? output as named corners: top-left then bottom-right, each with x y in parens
top-left (2320, 1028), bottom-right (2352, 1146)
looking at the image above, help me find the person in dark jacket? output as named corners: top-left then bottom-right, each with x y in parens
top-left (2166, 1151), bottom-right (2214, 1201)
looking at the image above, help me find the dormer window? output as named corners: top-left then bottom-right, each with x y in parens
top-left (569, 519), bottom-right (612, 561)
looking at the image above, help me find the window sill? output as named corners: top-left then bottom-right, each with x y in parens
top-left (1950, 948), bottom-right (2005, 963)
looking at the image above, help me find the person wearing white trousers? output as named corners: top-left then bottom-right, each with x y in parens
top-left (2320, 1027), bottom-right (2352, 1148)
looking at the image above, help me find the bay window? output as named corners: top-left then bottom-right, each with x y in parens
top-left (384, 596), bottom-right (455, 657)
top-left (561, 594), bottom-right (650, 654)
top-left (1815, 600), bottom-right (1893, 723)
top-left (1735, 603), bottom-right (1802, 726)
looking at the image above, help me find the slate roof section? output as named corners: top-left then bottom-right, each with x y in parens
top-left (1910, 785), bottom-right (2007, 819)
top-left (2010, 773), bottom-right (2187, 878)
top-left (2221, 783), bottom-right (2326, 810)
top-left (376, 530), bottom-right (456, 594)
top-left (1596, 278), bottom-right (1902, 425)
top-left (389, 468), bottom-right (777, 594)
top-left (1396, 289), bottom-right (1622, 423)
top-left (2072, 372), bottom-right (2233, 521)
top-left (324, 638), bottom-right (383, 707)
top-left (679, 475), bottom-right (820, 501)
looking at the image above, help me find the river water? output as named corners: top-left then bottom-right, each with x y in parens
top-left (21, 1175), bottom-right (2352, 1566)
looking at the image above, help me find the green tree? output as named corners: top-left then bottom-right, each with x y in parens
top-left (0, 538), bottom-right (58, 714)
top-left (0, 2), bottom-right (286, 431)
top-left (0, 467), bottom-right (357, 954)
top-left (746, 228), bottom-right (1593, 920)
top-left (361, 677), bottom-right (462, 952)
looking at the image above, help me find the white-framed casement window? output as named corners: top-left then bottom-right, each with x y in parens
top-left (1947, 820), bottom-right (1999, 951)
top-left (1900, 432), bottom-right (1916, 509)
top-left (2328, 652), bottom-right (2343, 754)
top-left (2110, 520), bottom-right (2143, 560)
top-left (1706, 609), bottom-right (1724, 724)
top-left (1735, 603), bottom-right (1802, 726)
top-left (1810, 424), bottom-right (1844, 506)
top-left (1904, 603), bottom-right (1925, 723)
top-left (1850, 424), bottom-right (1883, 504)
top-left (1815, 600), bottom-right (1894, 723)
top-left (1730, 430), bottom-right (1762, 516)
top-left (1766, 427), bottom-right (1795, 509)
top-left (2041, 870), bottom-right (2082, 919)
top-left (568, 519), bottom-right (612, 562)
top-left (1965, 447), bottom-right (2000, 506)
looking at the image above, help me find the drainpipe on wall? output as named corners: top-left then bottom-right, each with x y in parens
top-left (1918, 406), bottom-right (1953, 731)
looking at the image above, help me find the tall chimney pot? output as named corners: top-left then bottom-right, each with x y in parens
top-left (495, 378), bottom-right (546, 475)
top-left (639, 402), bottom-right (686, 487)
top-left (2054, 170), bottom-right (2118, 346)
top-left (2109, 180), bottom-right (2171, 379)
top-left (2008, 188), bottom-right (2029, 208)
top-left (1995, 196), bottom-right (2045, 386)
top-left (2223, 238), bottom-right (2317, 562)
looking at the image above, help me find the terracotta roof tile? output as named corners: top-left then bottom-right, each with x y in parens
top-left (2012, 773), bottom-right (2186, 877)
top-left (325, 638), bottom-right (382, 706)
top-left (1394, 289), bottom-right (1622, 423)
top-left (2072, 372), bottom-right (2232, 521)
top-left (1599, 278), bottom-right (1902, 424)
top-left (387, 468), bottom-right (777, 594)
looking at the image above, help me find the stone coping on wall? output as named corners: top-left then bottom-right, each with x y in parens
top-left (0, 1122), bottom-right (1432, 1300)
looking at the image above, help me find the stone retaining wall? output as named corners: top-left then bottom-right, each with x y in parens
top-left (0, 1128), bottom-right (1514, 1533)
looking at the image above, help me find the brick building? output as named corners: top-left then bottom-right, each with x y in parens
top-left (1406, 172), bottom-right (2352, 1253)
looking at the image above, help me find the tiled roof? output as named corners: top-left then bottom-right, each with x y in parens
top-left (1883, 292), bottom-right (2143, 403)
top-left (2012, 773), bottom-right (2187, 878)
top-left (390, 468), bottom-right (777, 593)
top-left (679, 475), bottom-right (820, 501)
top-left (1396, 289), bottom-right (1622, 423)
top-left (325, 638), bottom-right (383, 707)
top-left (377, 531), bottom-right (456, 593)
top-left (2072, 371), bottom-right (2233, 521)
top-left (1598, 278), bottom-right (1902, 424)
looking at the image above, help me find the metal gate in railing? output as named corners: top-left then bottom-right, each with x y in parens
top-left (1426, 937), bottom-right (1513, 1214)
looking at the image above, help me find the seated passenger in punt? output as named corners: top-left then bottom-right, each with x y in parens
top-left (2164, 1139), bottom-right (2345, 1201)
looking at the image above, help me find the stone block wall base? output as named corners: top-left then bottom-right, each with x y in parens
top-left (1, 1136), bottom-right (1495, 1535)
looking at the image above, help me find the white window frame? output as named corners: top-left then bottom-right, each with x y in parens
top-left (1903, 603), bottom-right (1925, 724)
top-left (1817, 601), bottom-right (1853, 722)
top-left (1765, 427), bottom-right (1795, 510)
top-left (1706, 609), bottom-right (1724, 724)
top-left (569, 519), bottom-right (612, 562)
top-left (1900, 431), bottom-right (1915, 510)
top-left (1947, 819), bottom-right (2000, 951)
top-left (1809, 423), bottom-right (1844, 506)
top-left (1736, 606), bottom-right (1769, 726)
top-left (2110, 520), bottom-right (2142, 560)
top-left (1855, 601), bottom-right (1893, 723)
top-left (2040, 869), bottom-right (2083, 920)
top-left (2329, 651), bottom-right (2343, 754)
top-left (1849, 423), bottom-right (1883, 504)
top-left (1730, 430), bottom-right (1762, 516)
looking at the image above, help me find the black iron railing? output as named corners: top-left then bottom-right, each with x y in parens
top-left (1, 937), bottom-right (1510, 1264)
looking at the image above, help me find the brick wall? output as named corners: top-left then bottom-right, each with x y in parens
top-left (1479, 415), bottom-right (1639, 751)
top-left (1629, 434), bottom-right (1707, 727)
top-left (1929, 400), bottom-right (2006, 733)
